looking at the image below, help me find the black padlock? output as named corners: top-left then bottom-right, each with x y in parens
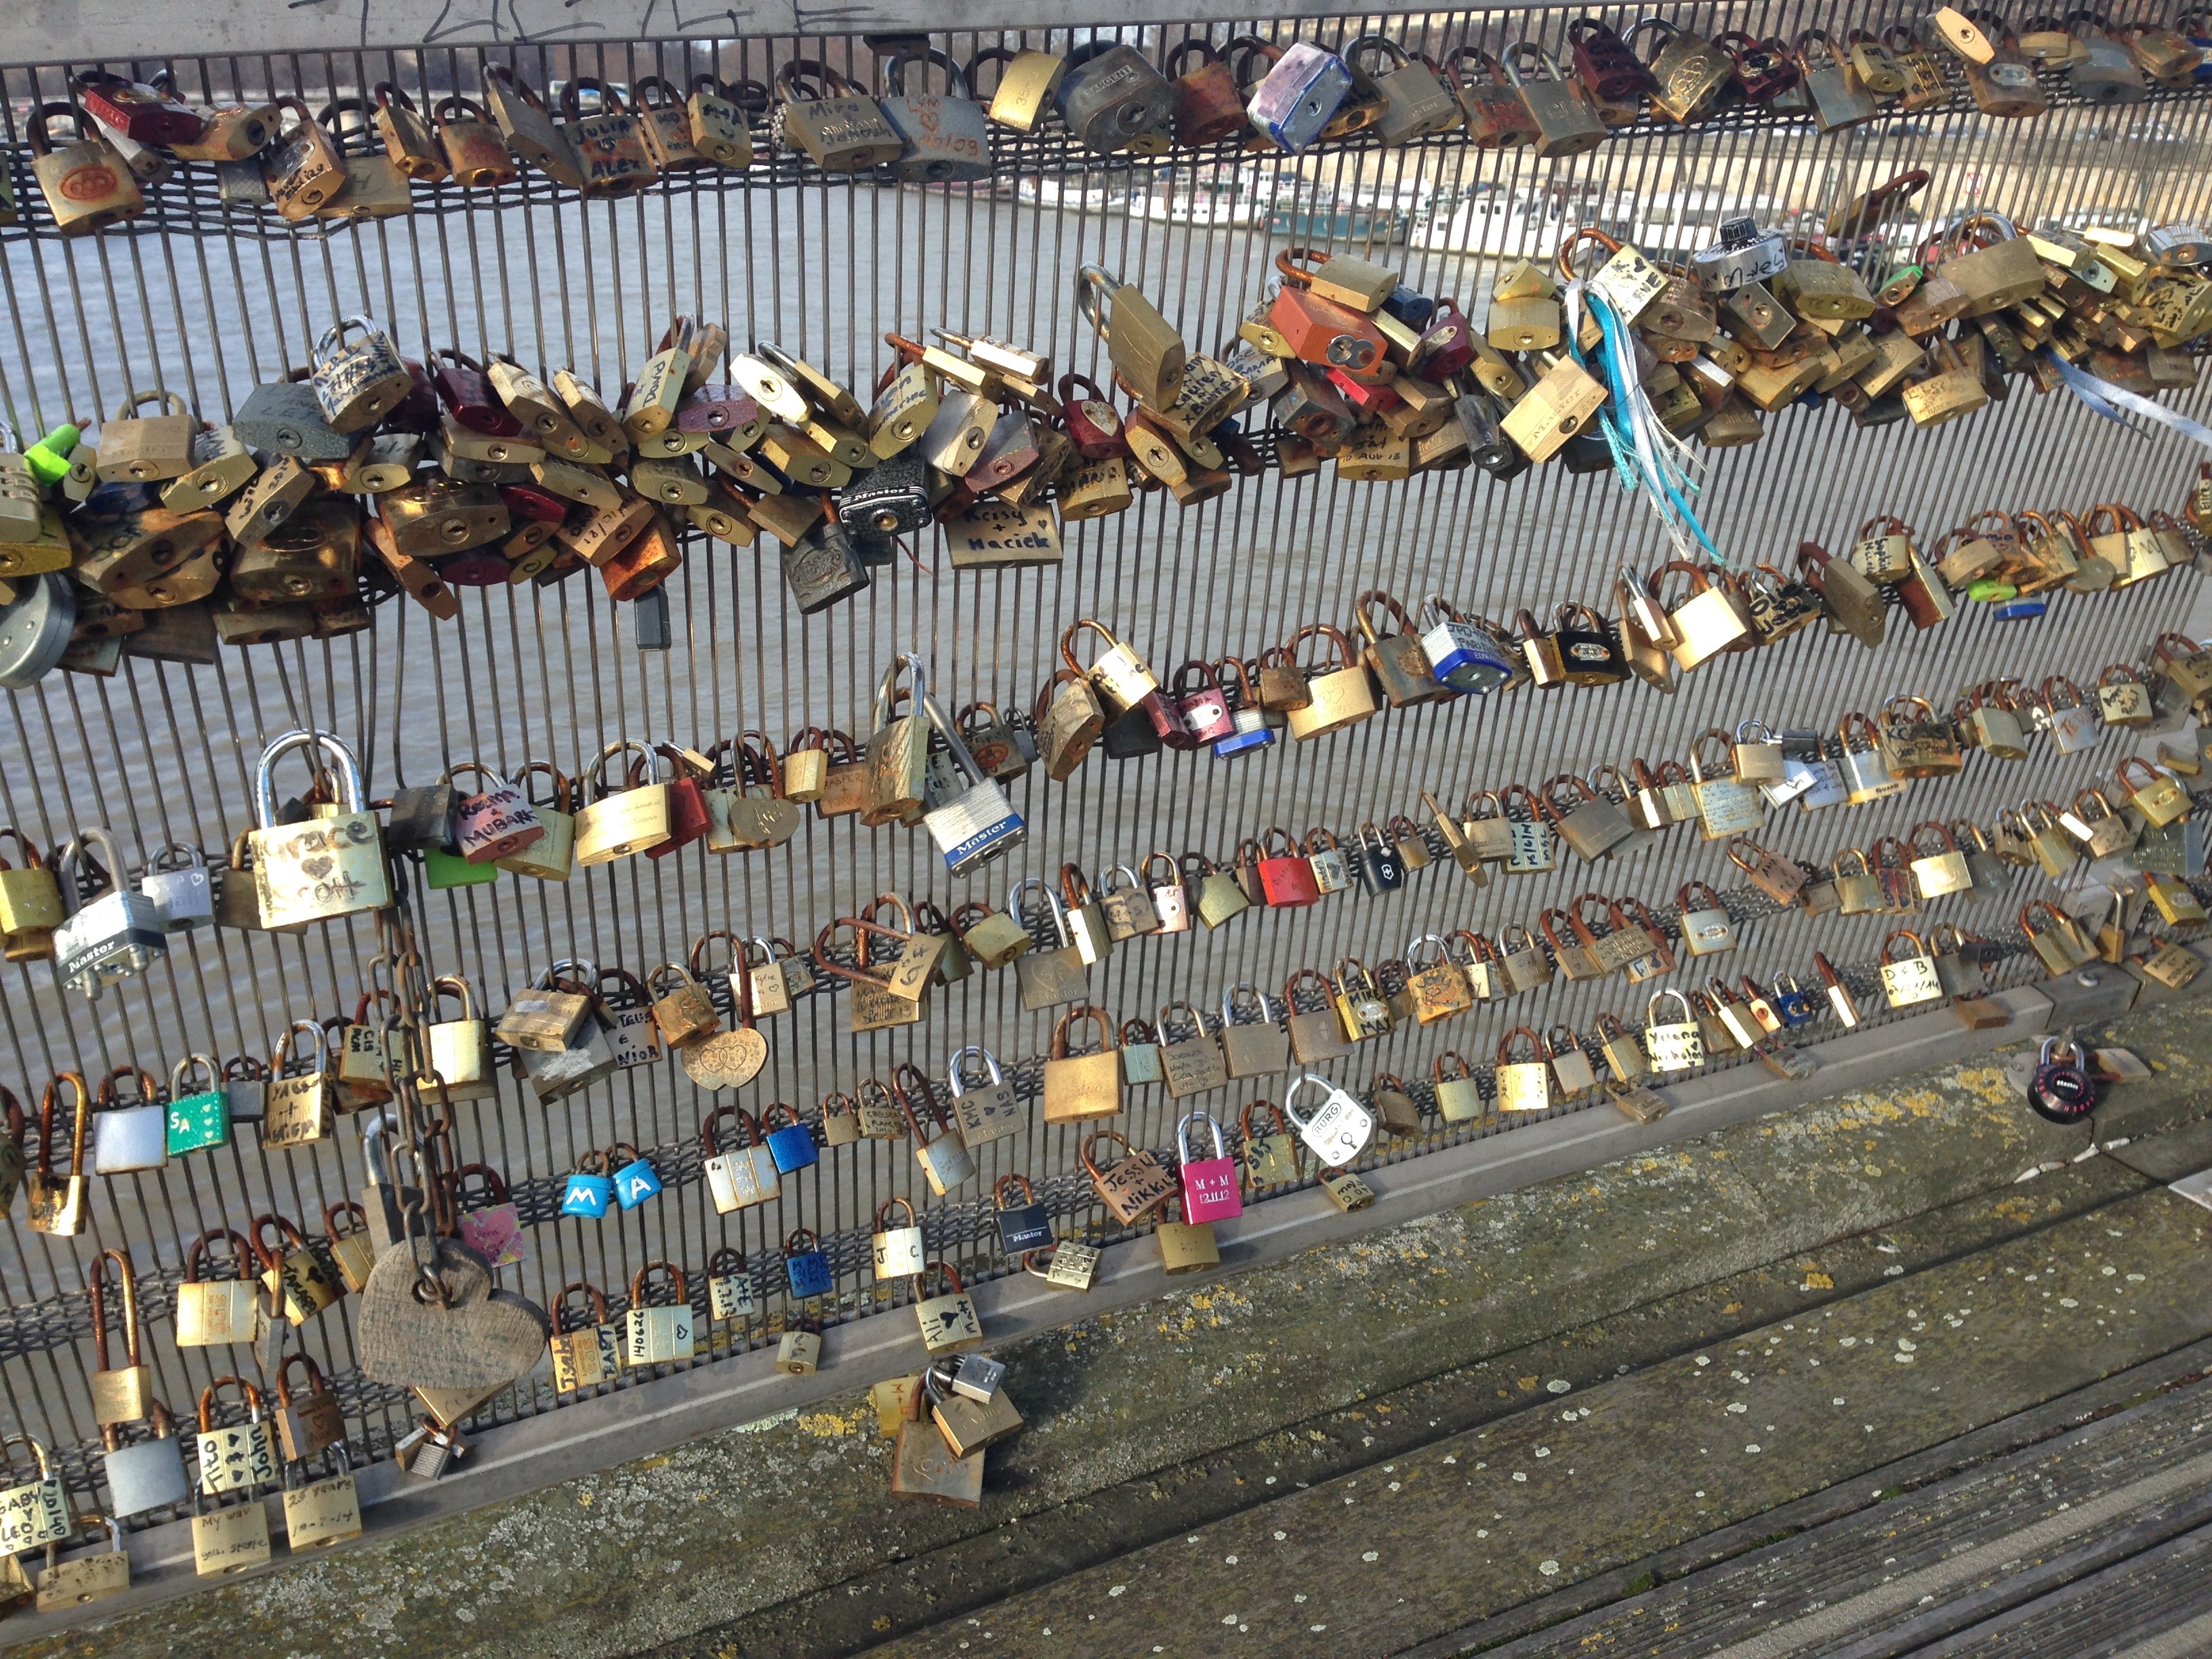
top-left (993, 1174), bottom-right (1055, 1255)
top-left (1355, 823), bottom-right (1405, 893)
top-left (383, 782), bottom-right (456, 854)
top-left (837, 449), bottom-right (930, 535)
top-left (233, 380), bottom-right (350, 461)
top-left (1056, 41), bottom-right (1176, 154)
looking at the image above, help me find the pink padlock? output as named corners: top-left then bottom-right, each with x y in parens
top-left (452, 1162), bottom-right (526, 1267)
top-left (449, 761), bottom-right (546, 864)
top-left (1171, 659), bottom-right (1237, 745)
top-left (1179, 1110), bottom-right (1244, 1223)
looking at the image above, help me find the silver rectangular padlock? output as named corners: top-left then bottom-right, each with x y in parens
top-left (949, 1352), bottom-right (1006, 1402)
top-left (91, 1096), bottom-right (168, 1174)
top-left (103, 1432), bottom-right (190, 1518)
top-left (139, 844), bottom-right (215, 933)
top-left (520, 1018), bottom-right (615, 1102)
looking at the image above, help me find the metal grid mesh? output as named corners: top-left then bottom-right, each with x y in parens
top-left (3, 5), bottom-right (2210, 1521)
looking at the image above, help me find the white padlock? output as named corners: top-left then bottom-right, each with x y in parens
top-left (1283, 1072), bottom-right (1374, 1168)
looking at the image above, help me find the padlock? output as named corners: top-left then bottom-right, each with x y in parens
top-left (1048, 37), bottom-right (1175, 152)
top-left (49, 827), bottom-right (166, 1000)
top-left (245, 731), bottom-right (391, 928)
top-left (2119, 757), bottom-right (2190, 827)
top-left (1499, 43), bottom-right (1606, 157)
top-left (1076, 265), bottom-right (1187, 409)
top-left (1042, 1005), bottom-right (1122, 1124)
top-left (1241, 39), bottom-right (1353, 152)
top-left (897, 1067), bottom-right (977, 1196)
top-left (558, 1151), bottom-right (615, 1220)
top-left (1071, 1130), bottom-right (1172, 1231)
top-left (684, 75), bottom-right (758, 168)
top-left (946, 1046), bottom-right (1022, 1149)
top-left (1345, 35), bottom-right (1460, 142)
top-left (771, 58), bottom-right (904, 170)
top-left (619, 1263), bottom-right (696, 1369)
top-left (1441, 45), bottom-right (1537, 146)
top-left (476, 65), bottom-right (580, 186)
top-left (1280, 1071), bottom-right (1375, 1166)
top-left (877, 49), bottom-right (992, 182)
top-left (25, 102), bottom-right (145, 234)
top-left (253, 1212), bottom-right (342, 1327)
top-left (1155, 1000), bottom-right (1227, 1100)
top-left (1637, 989), bottom-right (1701, 1074)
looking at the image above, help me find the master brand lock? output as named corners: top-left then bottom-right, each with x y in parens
top-left (1282, 1071), bottom-right (1374, 1167)
top-left (51, 828), bottom-right (165, 999)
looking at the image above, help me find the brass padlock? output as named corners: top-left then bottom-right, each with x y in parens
top-left (483, 67), bottom-right (584, 188)
top-left (773, 59), bottom-right (903, 171)
top-left (26, 102), bottom-right (144, 234)
top-left (1076, 265), bottom-right (1187, 409)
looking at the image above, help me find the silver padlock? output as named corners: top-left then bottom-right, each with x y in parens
top-left (103, 1406), bottom-right (191, 1517)
top-left (51, 827), bottom-right (166, 999)
top-left (917, 671), bottom-right (1026, 876)
top-left (1283, 1071), bottom-right (1374, 1167)
top-left (1689, 215), bottom-right (1789, 293)
top-left (90, 1067), bottom-right (168, 1175)
top-left (139, 840), bottom-right (214, 933)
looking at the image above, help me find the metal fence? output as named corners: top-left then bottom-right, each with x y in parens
top-left (3, 3), bottom-right (2210, 1525)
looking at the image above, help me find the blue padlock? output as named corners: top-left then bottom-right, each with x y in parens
top-left (1212, 659), bottom-right (1278, 758)
top-left (1380, 284), bottom-right (1436, 331)
top-left (784, 1228), bottom-right (834, 1298)
top-left (1246, 41), bottom-right (1353, 152)
top-left (1417, 599), bottom-right (1518, 693)
top-left (560, 1151), bottom-right (615, 1218)
top-left (762, 1103), bottom-right (819, 1174)
top-left (611, 1143), bottom-right (663, 1210)
top-left (1994, 596), bottom-right (2047, 621)
top-left (1771, 975), bottom-right (1819, 1027)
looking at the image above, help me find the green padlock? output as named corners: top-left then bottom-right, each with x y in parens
top-left (424, 846), bottom-right (500, 890)
top-left (164, 1053), bottom-right (232, 1155)
top-left (1966, 578), bottom-right (2018, 603)
top-left (20, 424), bottom-right (81, 487)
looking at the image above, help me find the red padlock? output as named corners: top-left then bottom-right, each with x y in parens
top-left (1256, 827), bottom-right (1322, 907)
top-left (1326, 367), bottom-right (1403, 417)
top-left (1567, 18), bottom-right (1658, 102)
top-left (1059, 372), bottom-right (1127, 459)
top-left (644, 743), bottom-right (712, 859)
top-left (1410, 295), bottom-right (1477, 380)
top-left (499, 481), bottom-right (569, 524)
top-left (432, 349), bottom-right (525, 436)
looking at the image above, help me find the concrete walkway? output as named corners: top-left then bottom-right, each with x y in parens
top-left (14, 993), bottom-right (2212, 1659)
